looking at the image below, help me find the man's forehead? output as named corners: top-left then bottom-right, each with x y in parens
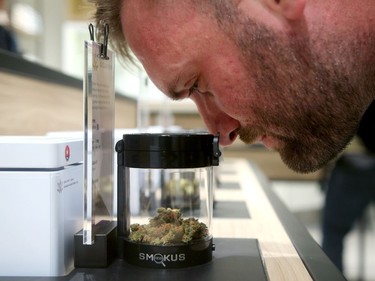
top-left (120, 0), bottom-right (223, 97)
top-left (120, 0), bottom-right (207, 63)
top-left (121, 0), bottom-right (189, 17)
top-left (121, 1), bottom-right (181, 42)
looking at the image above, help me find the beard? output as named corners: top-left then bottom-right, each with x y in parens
top-left (211, 4), bottom-right (371, 173)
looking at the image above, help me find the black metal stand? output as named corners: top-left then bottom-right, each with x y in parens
top-left (74, 220), bottom-right (117, 268)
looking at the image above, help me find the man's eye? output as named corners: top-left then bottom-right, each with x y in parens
top-left (188, 80), bottom-right (200, 96)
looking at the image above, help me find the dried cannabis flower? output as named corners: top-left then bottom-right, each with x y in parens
top-left (129, 207), bottom-right (208, 245)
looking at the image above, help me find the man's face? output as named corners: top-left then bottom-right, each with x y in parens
top-left (121, 1), bottom-right (362, 173)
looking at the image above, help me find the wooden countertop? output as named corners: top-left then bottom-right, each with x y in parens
top-left (214, 158), bottom-right (312, 280)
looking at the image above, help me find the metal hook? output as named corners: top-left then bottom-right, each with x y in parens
top-left (100, 23), bottom-right (109, 60)
top-left (88, 24), bottom-right (94, 41)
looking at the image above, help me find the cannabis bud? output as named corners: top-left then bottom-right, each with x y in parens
top-left (129, 207), bottom-right (208, 245)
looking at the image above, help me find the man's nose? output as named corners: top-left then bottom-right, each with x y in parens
top-left (192, 99), bottom-right (240, 146)
top-left (212, 113), bottom-right (240, 146)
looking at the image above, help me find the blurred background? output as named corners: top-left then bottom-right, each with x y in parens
top-left (0, 0), bottom-right (152, 100)
top-left (0, 1), bottom-right (374, 280)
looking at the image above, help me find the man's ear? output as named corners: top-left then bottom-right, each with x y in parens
top-left (264, 0), bottom-right (306, 21)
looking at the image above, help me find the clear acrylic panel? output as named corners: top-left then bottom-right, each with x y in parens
top-left (83, 40), bottom-right (115, 245)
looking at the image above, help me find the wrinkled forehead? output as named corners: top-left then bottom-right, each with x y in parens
top-left (120, 1), bottom-right (214, 89)
top-left (120, 1), bottom-right (190, 62)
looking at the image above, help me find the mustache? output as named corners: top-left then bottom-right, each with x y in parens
top-left (237, 127), bottom-right (263, 144)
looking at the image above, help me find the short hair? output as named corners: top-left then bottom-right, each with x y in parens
top-left (88, 0), bottom-right (135, 64)
top-left (88, 0), bottom-right (233, 64)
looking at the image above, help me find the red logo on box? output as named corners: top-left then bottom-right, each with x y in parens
top-left (65, 145), bottom-right (70, 161)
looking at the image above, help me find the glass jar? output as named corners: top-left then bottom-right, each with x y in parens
top-left (115, 133), bottom-right (220, 268)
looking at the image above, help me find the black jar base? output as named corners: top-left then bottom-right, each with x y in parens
top-left (121, 237), bottom-right (214, 268)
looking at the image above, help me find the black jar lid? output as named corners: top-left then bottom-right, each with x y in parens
top-left (116, 133), bottom-right (221, 169)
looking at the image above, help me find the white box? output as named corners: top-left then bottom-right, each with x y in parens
top-left (0, 136), bottom-right (83, 169)
top-left (0, 136), bottom-right (83, 276)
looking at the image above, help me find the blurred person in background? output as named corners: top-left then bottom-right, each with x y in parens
top-left (321, 100), bottom-right (375, 273)
top-left (0, 0), bottom-right (18, 53)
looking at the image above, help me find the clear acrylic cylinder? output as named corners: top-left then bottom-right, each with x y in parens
top-left (116, 133), bottom-right (221, 268)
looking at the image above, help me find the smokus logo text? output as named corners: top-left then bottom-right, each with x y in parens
top-left (139, 253), bottom-right (185, 267)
